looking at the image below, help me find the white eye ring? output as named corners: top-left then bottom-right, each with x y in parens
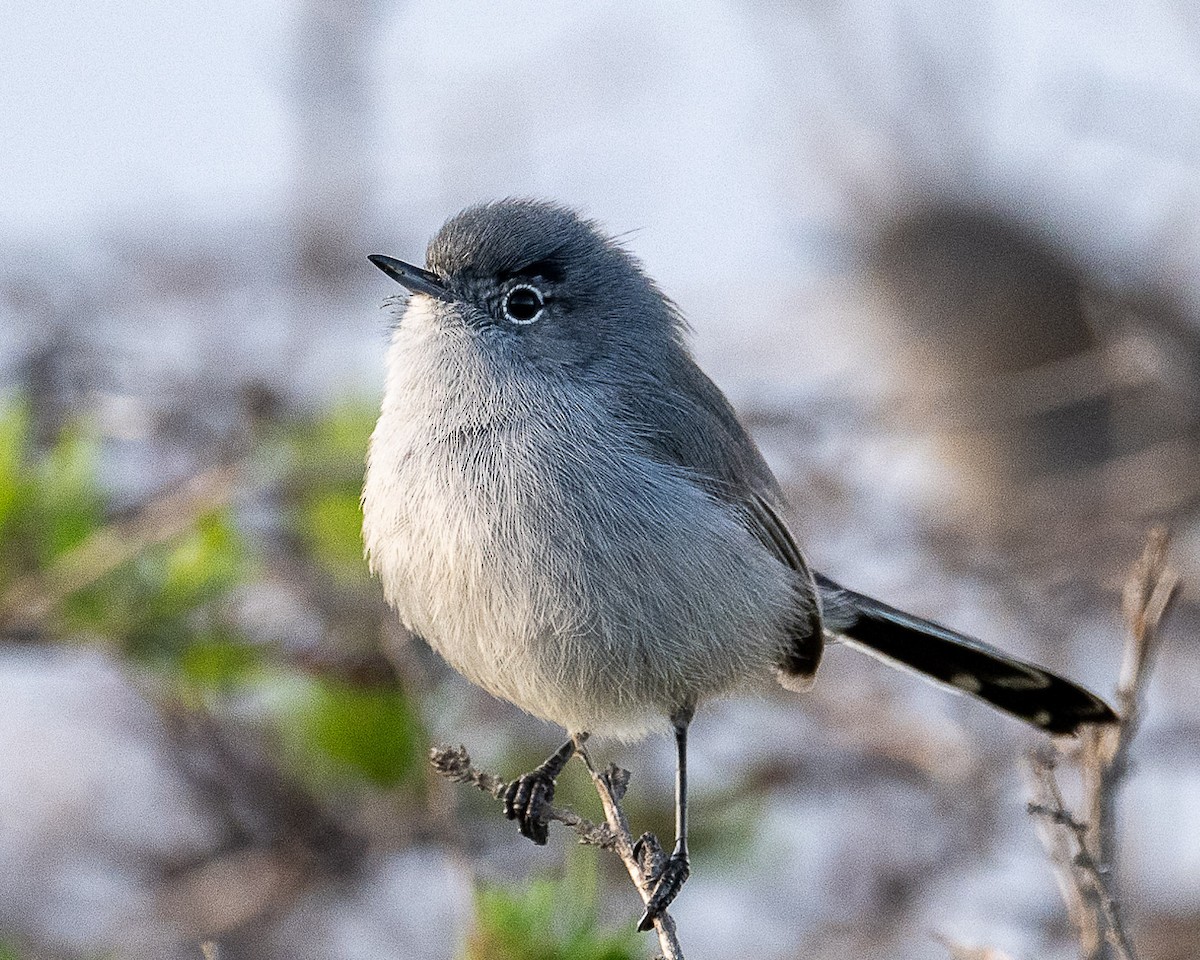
top-left (502, 284), bottom-right (545, 325)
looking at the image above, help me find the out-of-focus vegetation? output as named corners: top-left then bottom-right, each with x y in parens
top-left (263, 400), bottom-right (429, 790)
top-left (271, 400), bottom-right (380, 587)
top-left (278, 673), bottom-right (424, 788)
top-left (0, 392), bottom-right (639, 958)
top-left (464, 853), bottom-right (642, 960)
top-left (0, 394), bottom-right (426, 794)
top-left (0, 397), bottom-right (251, 663)
top-left (0, 400), bottom-right (103, 577)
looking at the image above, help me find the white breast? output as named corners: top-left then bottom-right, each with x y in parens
top-left (362, 309), bottom-right (797, 739)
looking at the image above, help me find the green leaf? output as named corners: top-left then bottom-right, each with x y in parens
top-left (158, 511), bottom-right (250, 609)
top-left (32, 422), bottom-right (105, 562)
top-left (465, 853), bottom-right (641, 960)
top-left (0, 398), bottom-right (31, 537)
top-left (281, 676), bottom-right (424, 789)
top-left (60, 508), bottom-right (253, 663)
top-left (272, 399), bottom-right (378, 489)
top-left (179, 635), bottom-right (263, 690)
top-left (0, 402), bottom-right (107, 589)
top-left (293, 490), bottom-right (368, 584)
top-left (270, 400), bottom-right (378, 586)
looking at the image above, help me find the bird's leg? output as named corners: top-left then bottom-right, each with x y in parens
top-left (503, 732), bottom-right (588, 845)
top-left (637, 706), bottom-right (694, 931)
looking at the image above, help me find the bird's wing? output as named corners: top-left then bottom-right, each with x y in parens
top-left (740, 491), bottom-right (824, 678)
top-left (620, 359), bottom-right (824, 678)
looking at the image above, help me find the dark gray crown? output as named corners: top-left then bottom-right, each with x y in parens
top-left (425, 199), bottom-right (612, 279)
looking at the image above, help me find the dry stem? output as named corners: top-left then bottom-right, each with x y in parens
top-left (1025, 528), bottom-right (1177, 960)
top-left (430, 744), bottom-right (685, 960)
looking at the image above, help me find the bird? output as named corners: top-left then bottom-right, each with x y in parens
top-left (361, 199), bottom-right (1117, 931)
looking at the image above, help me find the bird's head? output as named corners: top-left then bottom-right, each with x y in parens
top-left (369, 199), bottom-right (684, 371)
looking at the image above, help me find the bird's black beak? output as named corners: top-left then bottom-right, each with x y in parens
top-left (368, 254), bottom-right (453, 301)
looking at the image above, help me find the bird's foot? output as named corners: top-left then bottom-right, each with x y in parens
top-left (502, 768), bottom-right (558, 845)
top-left (635, 842), bottom-right (690, 932)
top-left (501, 738), bottom-right (581, 846)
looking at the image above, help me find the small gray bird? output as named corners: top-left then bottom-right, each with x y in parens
top-left (362, 199), bottom-right (1116, 930)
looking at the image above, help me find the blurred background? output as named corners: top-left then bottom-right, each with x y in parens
top-left (2, 1), bottom-right (1198, 958)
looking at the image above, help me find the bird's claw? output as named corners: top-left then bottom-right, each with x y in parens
top-left (631, 832), bottom-right (665, 874)
top-left (502, 769), bottom-right (556, 845)
top-left (636, 849), bottom-right (690, 931)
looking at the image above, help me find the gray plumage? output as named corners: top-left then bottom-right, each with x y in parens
top-left (362, 198), bottom-right (1116, 744)
top-left (363, 200), bottom-right (821, 741)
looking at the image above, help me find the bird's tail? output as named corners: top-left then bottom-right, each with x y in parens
top-left (815, 573), bottom-right (1117, 735)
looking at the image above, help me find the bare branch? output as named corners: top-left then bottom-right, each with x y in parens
top-left (1025, 527), bottom-right (1178, 960)
top-left (429, 745), bottom-right (618, 850)
top-left (574, 743), bottom-right (685, 960)
top-left (1027, 752), bottom-right (1137, 960)
top-left (429, 744), bottom-right (685, 960)
top-left (1091, 526), bottom-right (1178, 808)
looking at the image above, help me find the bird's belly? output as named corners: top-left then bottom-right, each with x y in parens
top-left (363, 421), bottom-right (796, 739)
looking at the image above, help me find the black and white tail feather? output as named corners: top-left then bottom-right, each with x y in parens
top-left (814, 573), bottom-right (1117, 735)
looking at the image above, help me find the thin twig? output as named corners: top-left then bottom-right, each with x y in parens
top-left (1025, 528), bottom-right (1177, 960)
top-left (1027, 753), bottom-right (1137, 960)
top-left (575, 743), bottom-right (684, 960)
top-left (429, 744), bottom-right (685, 960)
top-left (429, 745), bottom-right (617, 850)
top-left (1026, 748), bottom-right (1100, 956)
top-left (1086, 527), bottom-right (1178, 866)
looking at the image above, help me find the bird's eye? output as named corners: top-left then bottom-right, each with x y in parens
top-left (502, 285), bottom-right (545, 325)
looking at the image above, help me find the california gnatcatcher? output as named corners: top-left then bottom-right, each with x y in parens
top-left (362, 199), bottom-right (1116, 930)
